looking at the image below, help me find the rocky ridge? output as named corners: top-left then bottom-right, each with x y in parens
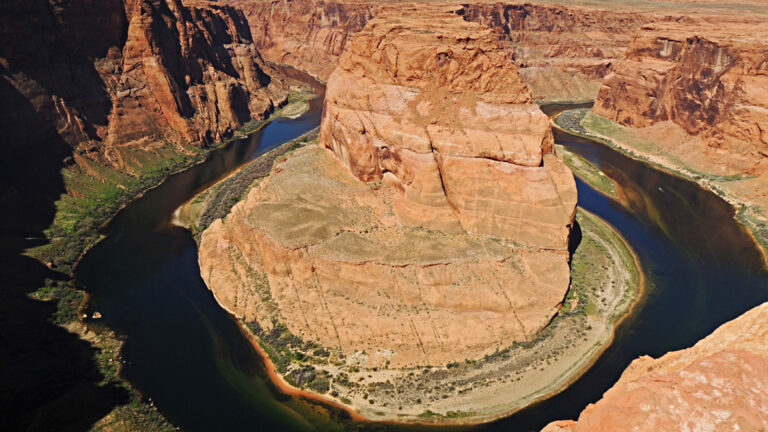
top-left (225, 0), bottom-right (666, 102)
top-left (543, 302), bottom-right (768, 432)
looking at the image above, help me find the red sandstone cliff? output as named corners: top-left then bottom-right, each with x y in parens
top-left (225, 0), bottom-right (661, 102)
top-left (593, 23), bottom-right (768, 172)
top-left (543, 302), bottom-right (768, 432)
top-left (320, 4), bottom-right (577, 248)
top-left (1, 0), bottom-right (289, 173)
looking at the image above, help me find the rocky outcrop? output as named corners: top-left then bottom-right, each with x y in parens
top-left (320, 5), bottom-right (577, 248)
top-left (199, 145), bottom-right (572, 368)
top-left (593, 22), bottom-right (768, 172)
top-left (542, 302), bottom-right (768, 432)
top-left (0, 0), bottom-right (289, 173)
top-left (199, 5), bottom-right (576, 370)
top-left (460, 3), bottom-right (655, 102)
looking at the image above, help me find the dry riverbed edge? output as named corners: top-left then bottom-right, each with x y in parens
top-left (553, 109), bottom-right (768, 265)
top-left (183, 141), bottom-right (644, 424)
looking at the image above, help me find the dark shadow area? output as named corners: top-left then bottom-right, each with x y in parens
top-left (568, 219), bottom-right (583, 258)
top-left (0, 13), bottom-right (129, 427)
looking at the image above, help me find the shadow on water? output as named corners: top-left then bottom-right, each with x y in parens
top-left (0, 66), bottom-right (128, 432)
top-left (71, 92), bottom-right (768, 432)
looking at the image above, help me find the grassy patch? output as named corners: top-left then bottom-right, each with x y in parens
top-left (557, 144), bottom-right (619, 199)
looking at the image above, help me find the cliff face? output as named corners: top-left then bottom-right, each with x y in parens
top-left (230, 0), bottom-right (376, 80)
top-left (1, 0), bottom-right (288, 173)
top-left (225, 0), bottom-right (657, 102)
top-left (460, 3), bottom-right (653, 102)
top-left (543, 302), bottom-right (768, 432)
top-left (199, 5), bottom-right (576, 370)
top-left (320, 5), bottom-right (577, 247)
top-left (593, 23), bottom-right (768, 171)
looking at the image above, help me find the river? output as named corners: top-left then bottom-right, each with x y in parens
top-left (75, 73), bottom-right (768, 431)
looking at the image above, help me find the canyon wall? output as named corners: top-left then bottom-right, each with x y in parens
top-left (320, 4), bottom-right (577, 247)
top-left (226, 0), bottom-right (658, 102)
top-left (1, 0), bottom-right (289, 174)
top-left (543, 302), bottom-right (768, 432)
top-left (229, 0), bottom-right (376, 80)
top-left (459, 3), bottom-right (653, 102)
top-left (593, 23), bottom-right (768, 172)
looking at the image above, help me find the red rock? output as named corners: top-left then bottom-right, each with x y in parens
top-left (320, 4), bottom-right (577, 248)
top-left (542, 302), bottom-right (768, 432)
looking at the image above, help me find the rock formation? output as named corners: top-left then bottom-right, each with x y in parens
top-left (229, 0), bottom-right (376, 80)
top-left (542, 302), bottom-right (768, 432)
top-left (1, 0), bottom-right (289, 173)
top-left (320, 5), bottom-right (577, 247)
top-left (593, 22), bottom-right (768, 172)
top-left (225, 0), bottom-right (662, 102)
top-left (199, 5), bottom-right (576, 370)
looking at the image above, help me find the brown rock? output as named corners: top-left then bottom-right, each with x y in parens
top-left (320, 4), bottom-right (577, 248)
top-left (593, 22), bottom-right (768, 173)
top-left (0, 0), bottom-right (289, 171)
top-left (542, 302), bottom-right (768, 432)
top-left (199, 145), bottom-right (571, 368)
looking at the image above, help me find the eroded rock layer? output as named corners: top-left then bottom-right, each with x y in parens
top-left (199, 145), bottom-right (571, 368)
top-left (320, 5), bottom-right (577, 248)
top-left (542, 302), bottom-right (768, 432)
top-left (199, 6), bottom-right (576, 369)
top-left (593, 23), bottom-right (768, 172)
top-left (1, 0), bottom-right (289, 172)
top-left (226, 0), bottom-right (659, 101)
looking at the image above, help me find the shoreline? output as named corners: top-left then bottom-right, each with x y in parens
top-left (191, 142), bottom-right (646, 425)
top-left (552, 110), bottom-right (768, 268)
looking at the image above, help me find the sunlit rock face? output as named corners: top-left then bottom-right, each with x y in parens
top-left (593, 22), bottom-right (768, 173)
top-left (199, 5), bottom-right (577, 370)
top-left (320, 4), bottom-right (577, 249)
top-left (542, 302), bottom-right (768, 432)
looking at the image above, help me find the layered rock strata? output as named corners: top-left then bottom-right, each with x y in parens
top-left (542, 302), bottom-right (768, 432)
top-left (199, 6), bottom-right (576, 370)
top-left (1, 0), bottom-right (289, 173)
top-left (320, 5), bottom-right (578, 248)
top-left (593, 23), bottom-right (768, 171)
top-left (225, 0), bottom-right (659, 101)
top-left (200, 145), bottom-right (572, 368)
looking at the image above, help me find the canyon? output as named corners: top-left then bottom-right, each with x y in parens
top-left (589, 21), bottom-right (768, 246)
top-left (227, 0), bottom-right (654, 102)
top-left (3, 0), bottom-right (767, 430)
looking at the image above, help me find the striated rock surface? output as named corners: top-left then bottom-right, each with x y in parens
top-left (225, 0), bottom-right (659, 102)
top-left (199, 145), bottom-right (571, 368)
top-left (542, 302), bottom-right (768, 432)
top-left (320, 5), bottom-right (577, 248)
top-left (199, 5), bottom-right (576, 370)
top-left (0, 0), bottom-right (289, 173)
top-left (230, 0), bottom-right (376, 80)
top-left (593, 22), bottom-right (768, 173)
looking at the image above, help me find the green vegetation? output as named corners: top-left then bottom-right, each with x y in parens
top-left (246, 320), bottom-right (335, 393)
top-left (21, 81), bottom-right (318, 431)
top-left (556, 144), bottom-right (619, 199)
top-left (180, 130), bottom-right (319, 238)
